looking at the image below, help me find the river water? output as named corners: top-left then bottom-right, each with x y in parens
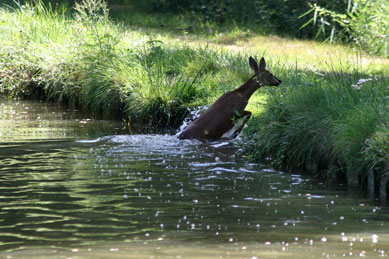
top-left (0, 98), bottom-right (388, 258)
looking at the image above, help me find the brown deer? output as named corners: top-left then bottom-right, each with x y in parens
top-left (177, 57), bottom-right (281, 142)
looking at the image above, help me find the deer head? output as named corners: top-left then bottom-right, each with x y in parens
top-left (249, 57), bottom-right (281, 86)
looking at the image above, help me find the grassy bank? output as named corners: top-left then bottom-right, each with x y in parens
top-left (241, 70), bottom-right (388, 186)
top-left (0, 0), bottom-right (257, 128)
top-left (0, 0), bottom-right (388, 190)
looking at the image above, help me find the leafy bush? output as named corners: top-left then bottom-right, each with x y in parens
top-left (300, 0), bottom-right (389, 57)
top-left (139, 0), bottom-right (349, 37)
top-left (124, 0), bottom-right (388, 58)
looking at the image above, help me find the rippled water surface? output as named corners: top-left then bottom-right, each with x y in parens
top-left (1, 99), bottom-right (389, 258)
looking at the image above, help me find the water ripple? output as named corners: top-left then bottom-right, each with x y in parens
top-left (1, 99), bottom-right (389, 257)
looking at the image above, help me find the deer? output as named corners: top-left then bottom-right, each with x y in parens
top-left (177, 56), bottom-right (281, 143)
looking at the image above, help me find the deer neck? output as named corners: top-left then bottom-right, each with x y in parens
top-left (236, 77), bottom-right (262, 100)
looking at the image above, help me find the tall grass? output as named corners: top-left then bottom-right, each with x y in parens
top-left (241, 67), bottom-right (389, 185)
top-left (0, 0), bottom-right (250, 127)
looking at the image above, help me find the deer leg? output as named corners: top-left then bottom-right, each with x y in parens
top-left (231, 110), bottom-right (251, 138)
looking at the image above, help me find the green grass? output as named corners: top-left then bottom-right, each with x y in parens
top-left (0, 0), bottom-right (252, 128)
top-left (241, 69), bottom-right (389, 186)
top-left (0, 0), bottom-right (388, 189)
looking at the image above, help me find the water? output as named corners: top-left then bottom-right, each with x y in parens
top-left (1, 98), bottom-right (389, 258)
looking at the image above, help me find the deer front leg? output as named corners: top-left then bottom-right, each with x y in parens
top-left (231, 110), bottom-right (251, 138)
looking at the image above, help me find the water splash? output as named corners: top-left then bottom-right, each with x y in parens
top-left (176, 106), bottom-right (207, 136)
top-left (175, 105), bottom-right (248, 141)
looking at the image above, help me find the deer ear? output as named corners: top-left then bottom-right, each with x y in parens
top-left (259, 57), bottom-right (266, 71)
top-left (249, 57), bottom-right (259, 72)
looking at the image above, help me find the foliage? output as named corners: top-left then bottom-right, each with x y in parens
top-left (241, 70), bottom-right (389, 183)
top-left (0, 0), bottom-right (69, 98)
top-left (300, 0), bottom-right (389, 57)
top-left (0, 0), bottom-right (247, 127)
top-left (123, 0), bottom-right (388, 58)
top-left (137, 0), bottom-right (349, 37)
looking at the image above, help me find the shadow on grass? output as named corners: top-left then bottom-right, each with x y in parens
top-left (109, 5), bottom-right (258, 46)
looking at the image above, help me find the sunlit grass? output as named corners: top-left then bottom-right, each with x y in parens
top-left (241, 65), bottom-right (388, 184)
top-left (0, 0), bottom-right (388, 186)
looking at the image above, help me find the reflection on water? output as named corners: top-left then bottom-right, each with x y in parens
top-left (0, 98), bottom-right (389, 258)
top-left (0, 98), bottom-right (123, 141)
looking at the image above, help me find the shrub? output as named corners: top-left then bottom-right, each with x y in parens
top-left (300, 0), bottom-right (389, 57)
top-left (136, 0), bottom-right (349, 37)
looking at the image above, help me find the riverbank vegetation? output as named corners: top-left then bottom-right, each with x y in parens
top-left (242, 69), bottom-right (388, 186)
top-left (0, 0), bottom-right (388, 190)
